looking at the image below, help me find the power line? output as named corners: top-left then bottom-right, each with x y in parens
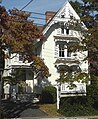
top-left (12, 5), bottom-right (81, 26)
top-left (29, 14), bottom-right (73, 23)
top-left (2, 7), bottom-right (81, 26)
top-left (1, 12), bottom-right (82, 28)
top-left (20, 0), bottom-right (34, 11)
top-left (30, 16), bottom-right (45, 21)
top-left (26, 10), bottom-right (80, 23)
top-left (29, 11), bottom-right (45, 16)
top-left (33, 22), bottom-right (45, 26)
top-left (26, 10), bottom-right (58, 18)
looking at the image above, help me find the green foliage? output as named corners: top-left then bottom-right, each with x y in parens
top-left (58, 84), bottom-right (98, 117)
top-left (40, 86), bottom-right (57, 104)
top-left (57, 72), bottom-right (90, 89)
top-left (70, 0), bottom-right (98, 79)
top-left (3, 69), bottom-right (27, 84)
top-left (56, 0), bottom-right (98, 88)
top-left (0, 47), bottom-right (5, 70)
top-left (87, 84), bottom-right (98, 104)
top-left (58, 96), bottom-right (98, 117)
top-left (18, 84), bottom-right (24, 93)
top-left (0, 6), bottom-right (49, 79)
top-left (70, 1), bottom-right (82, 16)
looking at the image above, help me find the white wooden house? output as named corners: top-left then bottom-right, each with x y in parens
top-left (41, 1), bottom-right (88, 108)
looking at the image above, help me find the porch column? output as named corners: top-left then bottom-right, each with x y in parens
top-left (56, 85), bottom-right (61, 109)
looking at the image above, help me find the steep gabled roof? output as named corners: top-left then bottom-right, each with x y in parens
top-left (43, 1), bottom-right (80, 34)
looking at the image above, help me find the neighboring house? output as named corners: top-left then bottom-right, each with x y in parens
top-left (2, 30), bottom-right (43, 99)
top-left (3, 51), bottom-right (35, 99)
top-left (41, 1), bottom-right (88, 100)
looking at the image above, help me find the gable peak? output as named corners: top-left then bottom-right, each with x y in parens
top-left (57, 0), bottom-right (80, 20)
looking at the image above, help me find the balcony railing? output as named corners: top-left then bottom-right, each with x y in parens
top-left (60, 83), bottom-right (86, 94)
top-left (55, 57), bottom-right (80, 65)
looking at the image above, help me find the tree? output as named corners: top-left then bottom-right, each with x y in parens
top-left (56, 1), bottom-right (98, 87)
top-left (0, 6), bottom-right (49, 78)
top-left (70, 0), bottom-right (98, 84)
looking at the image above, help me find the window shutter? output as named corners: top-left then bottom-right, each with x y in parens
top-left (55, 44), bottom-right (59, 57)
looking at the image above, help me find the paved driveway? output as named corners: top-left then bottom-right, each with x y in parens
top-left (2, 100), bottom-right (48, 118)
top-left (19, 105), bottom-right (48, 118)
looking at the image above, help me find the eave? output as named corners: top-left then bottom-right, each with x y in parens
top-left (54, 35), bottom-right (80, 42)
top-left (9, 64), bottom-right (33, 69)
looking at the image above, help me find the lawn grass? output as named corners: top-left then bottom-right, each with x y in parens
top-left (38, 103), bottom-right (62, 117)
top-left (38, 103), bottom-right (98, 118)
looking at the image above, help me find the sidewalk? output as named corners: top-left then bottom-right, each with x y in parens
top-left (10, 116), bottom-right (98, 119)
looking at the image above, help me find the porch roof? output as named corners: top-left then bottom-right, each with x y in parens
top-left (10, 65), bottom-right (32, 69)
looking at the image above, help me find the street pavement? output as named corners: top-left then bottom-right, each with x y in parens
top-left (9, 116), bottom-right (98, 119)
top-left (5, 116), bottom-right (98, 119)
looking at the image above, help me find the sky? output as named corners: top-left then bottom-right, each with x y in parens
top-left (0, 0), bottom-right (76, 25)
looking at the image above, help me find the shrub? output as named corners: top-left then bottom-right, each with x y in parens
top-left (87, 84), bottom-right (98, 100)
top-left (58, 96), bottom-right (98, 117)
top-left (40, 86), bottom-right (57, 104)
top-left (87, 84), bottom-right (98, 109)
top-left (58, 84), bottom-right (98, 117)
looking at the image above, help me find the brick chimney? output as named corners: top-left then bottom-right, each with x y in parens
top-left (45, 11), bottom-right (56, 23)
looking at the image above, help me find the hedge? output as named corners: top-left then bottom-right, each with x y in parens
top-left (40, 86), bottom-right (57, 104)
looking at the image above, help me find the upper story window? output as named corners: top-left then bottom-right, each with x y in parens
top-left (66, 27), bottom-right (69, 35)
top-left (61, 22), bottom-right (64, 34)
top-left (60, 22), bottom-right (70, 35)
top-left (59, 44), bottom-right (65, 57)
top-left (55, 42), bottom-right (72, 58)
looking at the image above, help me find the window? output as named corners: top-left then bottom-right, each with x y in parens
top-left (59, 44), bottom-right (65, 57)
top-left (66, 28), bottom-right (69, 35)
top-left (61, 22), bottom-right (64, 34)
top-left (55, 42), bottom-right (72, 58)
top-left (61, 25), bottom-right (64, 34)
